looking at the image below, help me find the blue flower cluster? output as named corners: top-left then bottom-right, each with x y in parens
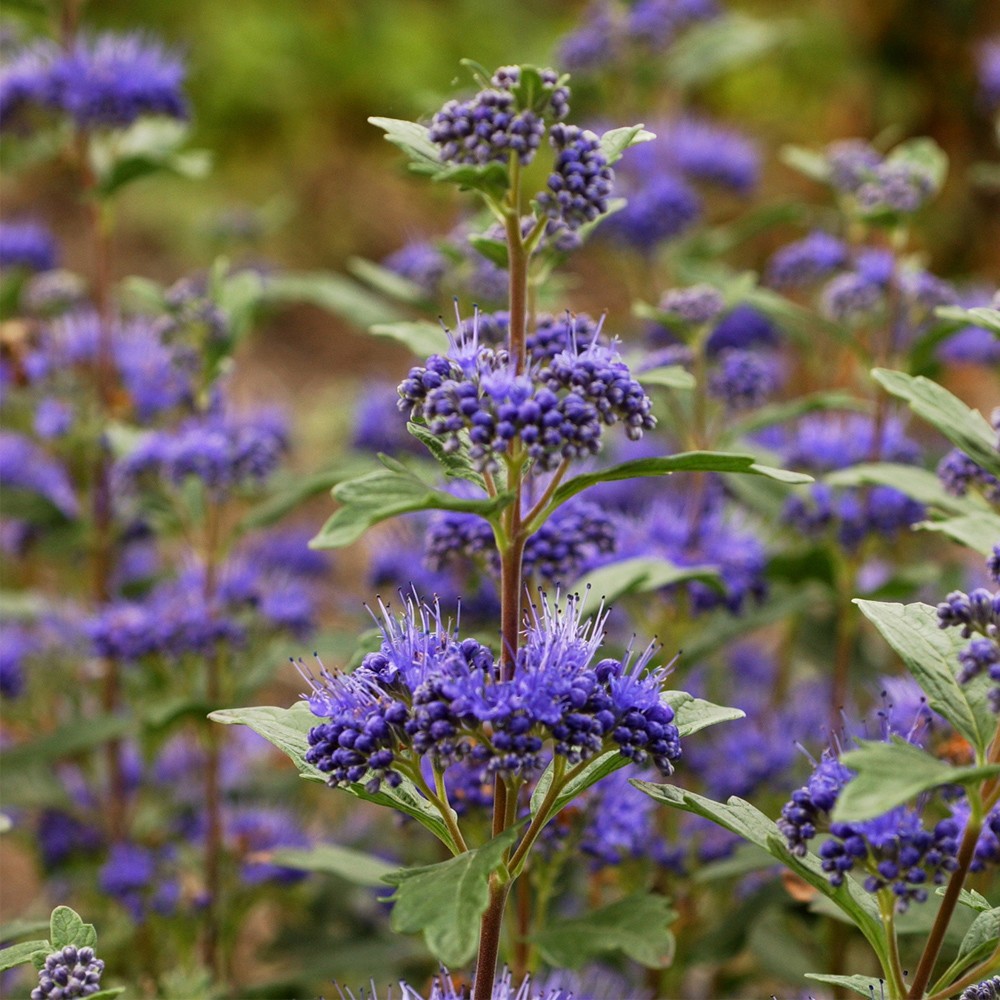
top-left (778, 743), bottom-right (961, 910)
top-left (428, 65), bottom-right (569, 168)
top-left (961, 977), bottom-right (1000, 1000)
top-left (937, 548), bottom-right (1000, 711)
top-left (302, 594), bottom-right (682, 792)
top-left (398, 315), bottom-right (655, 473)
top-left (939, 448), bottom-right (1000, 505)
top-left (708, 349), bottom-right (782, 411)
top-left (1, 32), bottom-right (187, 133)
top-left (0, 431), bottom-right (79, 517)
top-left (767, 231), bottom-right (848, 289)
top-left (426, 495), bottom-right (615, 584)
top-left (824, 139), bottom-right (935, 216)
top-left (99, 842), bottom-right (180, 921)
top-left (118, 406), bottom-right (288, 495)
top-left (0, 219), bottom-right (58, 272)
top-left (31, 945), bottom-right (105, 1000)
top-left (536, 124), bottom-right (614, 231)
top-left (781, 414), bottom-right (926, 549)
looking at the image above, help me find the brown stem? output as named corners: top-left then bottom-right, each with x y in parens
top-left (907, 816), bottom-right (982, 998)
top-left (474, 881), bottom-right (511, 1000)
top-left (513, 875), bottom-right (531, 978)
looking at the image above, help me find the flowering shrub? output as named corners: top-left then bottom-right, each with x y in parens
top-left (1, 2), bottom-right (999, 999)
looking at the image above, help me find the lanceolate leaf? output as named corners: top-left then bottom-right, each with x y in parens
top-left (209, 703), bottom-right (461, 852)
top-left (406, 422), bottom-right (488, 489)
top-left (825, 462), bottom-right (988, 516)
top-left (833, 738), bottom-right (1000, 822)
top-left (368, 320), bottom-right (450, 356)
top-left (382, 827), bottom-right (520, 967)
top-left (532, 893), bottom-right (676, 969)
top-left (0, 940), bottom-right (50, 973)
top-left (871, 369), bottom-right (999, 477)
top-left (918, 513), bottom-right (1000, 555)
top-left (803, 974), bottom-right (886, 998)
top-left (572, 556), bottom-right (723, 614)
top-left (960, 907), bottom-right (1000, 962)
top-left (551, 451), bottom-right (811, 508)
top-left (347, 256), bottom-right (429, 305)
top-left (632, 783), bottom-right (889, 967)
top-left (310, 464), bottom-right (512, 549)
top-left (0, 714), bottom-right (132, 770)
top-left (855, 600), bottom-right (996, 759)
top-left (264, 271), bottom-right (409, 330)
top-left (724, 391), bottom-right (867, 439)
top-left (663, 692), bottom-right (746, 737)
top-left (637, 364), bottom-right (696, 390)
top-left (368, 117), bottom-right (440, 172)
top-left (268, 845), bottom-right (397, 887)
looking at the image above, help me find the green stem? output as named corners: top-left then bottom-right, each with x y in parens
top-left (926, 944), bottom-right (1000, 1000)
top-left (879, 893), bottom-right (907, 999)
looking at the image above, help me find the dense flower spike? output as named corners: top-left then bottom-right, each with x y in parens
top-left (31, 945), bottom-right (105, 1000)
top-left (0, 219), bottom-right (57, 272)
top-left (303, 592), bottom-right (681, 789)
top-left (398, 312), bottom-right (654, 473)
top-left (430, 90), bottom-right (543, 166)
top-left (536, 124), bottom-right (614, 230)
top-left (48, 32), bottom-right (187, 129)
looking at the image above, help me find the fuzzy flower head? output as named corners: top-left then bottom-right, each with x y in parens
top-left (0, 219), bottom-right (57, 272)
top-left (302, 591), bottom-right (681, 793)
top-left (31, 946), bottom-right (105, 1000)
top-left (398, 310), bottom-right (654, 474)
top-left (48, 32), bottom-right (187, 130)
top-left (535, 123), bottom-right (614, 231)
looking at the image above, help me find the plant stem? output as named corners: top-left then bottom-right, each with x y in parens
top-left (879, 894), bottom-right (906, 999)
top-left (907, 813), bottom-right (983, 998)
top-left (473, 879), bottom-right (511, 1000)
top-left (925, 944), bottom-right (1000, 1000)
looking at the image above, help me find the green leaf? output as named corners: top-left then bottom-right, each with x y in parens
top-left (855, 600), bottom-right (996, 758)
top-left (406, 423), bottom-right (487, 490)
top-left (667, 12), bottom-right (793, 88)
top-left (960, 906), bottom-right (1000, 961)
top-left (779, 145), bottom-right (830, 183)
top-left (468, 233), bottom-right (509, 269)
top-left (368, 117), bottom-right (441, 172)
top-left (0, 940), bottom-right (50, 973)
top-left (382, 827), bottom-right (520, 967)
top-left (693, 843), bottom-right (774, 883)
top-left (936, 305), bottom-right (1000, 336)
top-left (368, 320), bottom-right (449, 356)
top-left (803, 974), bottom-right (886, 998)
top-left (310, 464), bottom-right (512, 549)
top-left (825, 462), bottom-right (985, 516)
top-left (49, 906), bottom-right (96, 951)
top-left (599, 125), bottom-right (655, 166)
top-left (941, 886), bottom-right (993, 912)
top-left (209, 703), bottom-right (460, 852)
top-left (833, 738), bottom-right (1000, 822)
top-left (91, 120), bottom-right (211, 198)
top-left (663, 692), bottom-right (745, 737)
top-left (637, 364), bottom-right (696, 390)
top-left (347, 256), bottom-right (428, 305)
top-left (263, 271), bottom-right (409, 330)
top-left (432, 161), bottom-right (509, 199)
top-left (86, 990), bottom-right (126, 1000)
top-left (551, 451), bottom-right (812, 507)
top-left (0, 918), bottom-right (50, 941)
top-left (240, 458), bottom-right (374, 530)
top-left (631, 783), bottom-right (888, 965)
top-left (268, 845), bottom-right (397, 887)
top-left (871, 369), bottom-right (999, 477)
top-left (918, 512), bottom-right (1000, 555)
top-left (532, 893), bottom-right (676, 969)
top-left (0, 714), bottom-right (132, 770)
top-left (572, 556), bottom-right (723, 615)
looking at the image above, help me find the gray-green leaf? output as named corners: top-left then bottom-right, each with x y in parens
top-left (381, 827), bottom-right (520, 967)
top-left (49, 906), bottom-right (96, 951)
top-left (268, 844), bottom-right (397, 887)
top-left (532, 893), bottom-right (676, 969)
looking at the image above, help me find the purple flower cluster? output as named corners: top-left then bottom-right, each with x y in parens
top-left (99, 842), bottom-right (180, 921)
top-left (1, 32), bottom-right (187, 133)
top-left (426, 495), bottom-right (615, 584)
top-left (824, 139), bottom-right (935, 216)
top-left (938, 449), bottom-right (1000, 504)
top-left (658, 284), bottom-right (725, 326)
top-left (937, 551), bottom-right (1000, 711)
top-left (536, 124), bottom-right (614, 231)
top-left (818, 808), bottom-right (959, 908)
top-left (708, 349), bottom-right (782, 411)
top-left (118, 407), bottom-right (288, 494)
top-left (31, 945), bottom-right (105, 1000)
top-left (0, 219), bottom-right (57, 272)
top-left (777, 751), bottom-right (853, 856)
top-left (0, 432), bottom-right (79, 517)
top-left (767, 231), bottom-right (848, 289)
top-left (961, 977), bottom-right (1000, 1000)
top-left (430, 89), bottom-right (543, 167)
top-left (381, 240), bottom-right (448, 298)
top-left (979, 39), bottom-right (1000, 112)
top-left (302, 593), bottom-right (682, 792)
top-left (398, 316), bottom-right (654, 474)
